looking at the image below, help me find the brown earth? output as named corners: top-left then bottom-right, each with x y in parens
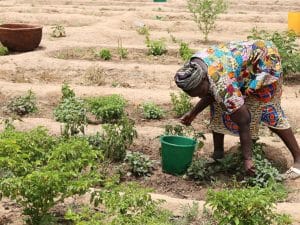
top-left (0, 0), bottom-right (300, 224)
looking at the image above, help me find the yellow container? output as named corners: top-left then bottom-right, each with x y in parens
top-left (288, 12), bottom-right (300, 36)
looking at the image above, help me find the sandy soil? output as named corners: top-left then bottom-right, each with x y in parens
top-left (0, 0), bottom-right (300, 224)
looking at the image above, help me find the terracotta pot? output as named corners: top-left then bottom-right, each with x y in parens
top-left (0, 23), bottom-right (43, 52)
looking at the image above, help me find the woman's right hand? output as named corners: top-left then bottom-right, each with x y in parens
top-left (180, 111), bottom-right (195, 126)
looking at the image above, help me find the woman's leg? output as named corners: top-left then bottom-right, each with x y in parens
top-left (212, 131), bottom-right (225, 160)
top-left (268, 127), bottom-right (300, 169)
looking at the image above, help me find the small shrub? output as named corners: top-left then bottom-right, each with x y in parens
top-left (206, 183), bottom-right (292, 225)
top-left (0, 44), bottom-right (9, 56)
top-left (247, 28), bottom-right (300, 75)
top-left (136, 25), bottom-right (150, 36)
top-left (179, 42), bottom-right (194, 61)
top-left (86, 94), bottom-right (126, 123)
top-left (96, 48), bottom-right (112, 60)
top-left (61, 83), bottom-right (75, 99)
top-left (187, 0), bottom-right (227, 42)
top-left (0, 129), bottom-right (103, 225)
top-left (186, 158), bottom-right (216, 181)
top-left (170, 92), bottom-right (193, 117)
top-left (51, 24), bottom-right (66, 38)
top-left (84, 66), bottom-right (106, 86)
top-left (7, 90), bottom-right (38, 116)
top-left (101, 116), bottom-right (137, 162)
top-left (141, 102), bottom-right (165, 119)
top-left (117, 38), bottom-right (128, 59)
top-left (146, 38), bottom-right (167, 56)
top-left (125, 151), bottom-right (155, 177)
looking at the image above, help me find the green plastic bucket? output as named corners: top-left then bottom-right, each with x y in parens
top-left (153, 0), bottom-right (167, 2)
top-left (160, 135), bottom-right (197, 175)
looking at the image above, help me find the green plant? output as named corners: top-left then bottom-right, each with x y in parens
top-left (174, 202), bottom-right (200, 225)
top-left (124, 151), bottom-right (155, 177)
top-left (170, 92), bottom-right (193, 117)
top-left (247, 28), bottom-right (300, 75)
top-left (0, 128), bottom-right (103, 225)
top-left (86, 94), bottom-right (126, 123)
top-left (7, 90), bottom-right (38, 116)
top-left (101, 116), bottom-right (137, 162)
top-left (96, 48), bottom-right (112, 60)
top-left (141, 102), bottom-right (165, 119)
top-left (146, 37), bottom-right (167, 56)
top-left (206, 183), bottom-right (292, 225)
top-left (51, 24), bottom-right (66, 38)
top-left (164, 124), bottom-right (205, 144)
top-left (187, 0), bottom-right (227, 42)
top-left (179, 42), bottom-right (194, 61)
top-left (54, 84), bottom-right (87, 137)
top-left (186, 158), bottom-right (216, 182)
top-left (0, 44), bottom-right (9, 56)
top-left (117, 38), bottom-right (128, 59)
top-left (136, 25), bottom-right (150, 36)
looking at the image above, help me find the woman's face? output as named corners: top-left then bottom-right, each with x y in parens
top-left (185, 78), bottom-right (210, 98)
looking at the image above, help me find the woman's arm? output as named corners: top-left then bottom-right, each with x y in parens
top-left (181, 94), bottom-right (214, 126)
top-left (230, 105), bottom-right (255, 175)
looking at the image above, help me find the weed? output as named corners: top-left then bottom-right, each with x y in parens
top-left (179, 42), bottom-right (194, 61)
top-left (96, 48), bottom-right (112, 60)
top-left (247, 28), bottom-right (300, 75)
top-left (206, 183), bottom-right (292, 225)
top-left (170, 92), bottom-right (193, 117)
top-left (141, 102), bottom-right (165, 119)
top-left (86, 94), bottom-right (126, 123)
top-left (174, 202), bottom-right (200, 225)
top-left (51, 24), bottom-right (66, 38)
top-left (124, 151), bottom-right (155, 177)
top-left (101, 116), bottom-right (137, 162)
top-left (117, 38), bottom-right (128, 59)
top-left (84, 66), bottom-right (106, 86)
top-left (146, 37), bottom-right (167, 56)
top-left (0, 44), bottom-right (9, 56)
top-left (7, 90), bottom-right (38, 116)
top-left (187, 0), bottom-right (227, 42)
top-left (137, 25), bottom-right (150, 36)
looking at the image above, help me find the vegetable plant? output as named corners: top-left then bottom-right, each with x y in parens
top-left (51, 24), bottom-right (66, 38)
top-left (54, 84), bottom-right (87, 137)
top-left (247, 28), bottom-right (300, 75)
top-left (179, 41), bottom-right (194, 61)
top-left (141, 102), bottom-right (165, 119)
top-left (136, 25), bottom-right (150, 36)
top-left (7, 90), bottom-right (38, 116)
top-left (187, 0), bottom-right (227, 42)
top-left (164, 124), bottom-right (205, 144)
top-left (101, 116), bottom-right (137, 162)
top-left (0, 128), bottom-right (103, 225)
top-left (0, 44), bottom-right (9, 56)
top-left (206, 183), bottom-right (292, 225)
top-left (146, 36), bottom-right (167, 56)
top-left (86, 94), bottom-right (126, 123)
top-left (170, 92), bottom-right (193, 117)
top-left (96, 48), bottom-right (112, 60)
top-left (117, 38), bottom-right (128, 59)
top-left (124, 151), bottom-right (155, 177)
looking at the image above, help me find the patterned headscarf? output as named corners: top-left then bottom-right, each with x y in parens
top-left (174, 59), bottom-right (208, 91)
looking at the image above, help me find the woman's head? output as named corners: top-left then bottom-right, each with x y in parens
top-left (174, 58), bottom-right (209, 97)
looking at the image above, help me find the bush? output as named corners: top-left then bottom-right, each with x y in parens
top-left (54, 85), bottom-right (87, 137)
top-left (0, 44), bottom-right (9, 56)
top-left (7, 90), bottom-right (38, 116)
top-left (96, 48), bottom-right (112, 60)
top-left (170, 92), bottom-right (193, 117)
top-left (247, 28), bottom-right (300, 75)
top-left (125, 151), bottom-right (155, 177)
top-left (101, 116), bottom-right (137, 162)
top-left (179, 42), bottom-right (194, 61)
top-left (0, 128), bottom-right (103, 225)
top-left (136, 25), bottom-right (150, 36)
top-left (51, 24), bottom-right (66, 38)
top-left (187, 0), bottom-right (227, 42)
top-left (65, 182), bottom-right (173, 225)
top-left (141, 102), bottom-right (165, 119)
top-left (86, 94), bottom-right (126, 123)
top-left (206, 183), bottom-right (292, 225)
top-left (186, 158), bottom-right (216, 182)
top-left (146, 38), bottom-right (167, 56)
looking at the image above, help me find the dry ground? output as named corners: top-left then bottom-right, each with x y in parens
top-left (0, 0), bottom-right (300, 224)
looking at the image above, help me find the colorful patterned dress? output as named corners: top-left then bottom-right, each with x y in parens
top-left (192, 40), bottom-right (290, 138)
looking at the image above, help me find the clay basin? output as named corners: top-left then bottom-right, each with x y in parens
top-left (0, 23), bottom-right (43, 52)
